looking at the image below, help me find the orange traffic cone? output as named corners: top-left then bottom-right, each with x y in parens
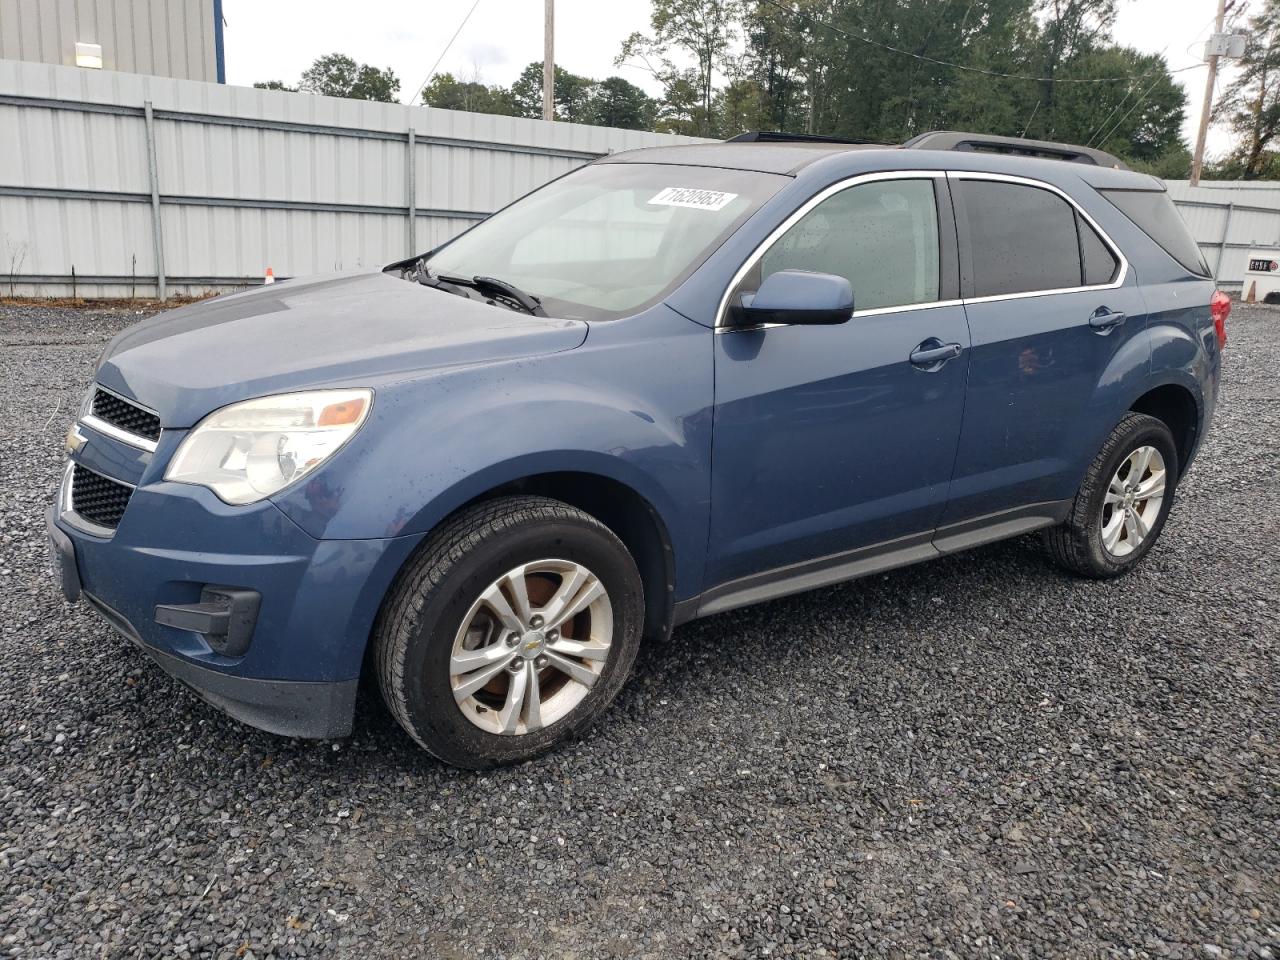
top-left (264, 267), bottom-right (275, 285)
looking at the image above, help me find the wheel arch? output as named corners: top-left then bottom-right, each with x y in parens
top-left (462, 471), bottom-right (677, 646)
top-left (1127, 379), bottom-right (1203, 471)
top-left (378, 465), bottom-right (681, 655)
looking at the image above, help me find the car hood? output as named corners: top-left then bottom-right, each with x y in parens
top-left (97, 271), bottom-right (588, 428)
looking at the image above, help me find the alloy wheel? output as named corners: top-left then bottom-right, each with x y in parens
top-left (1100, 445), bottom-right (1166, 558)
top-left (448, 560), bottom-right (613, 735)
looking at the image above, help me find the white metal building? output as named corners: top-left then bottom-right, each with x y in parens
top-left (1165, 179), bottom-right (1280, 290)
top-left (0, 0), bottom-right (224, 83)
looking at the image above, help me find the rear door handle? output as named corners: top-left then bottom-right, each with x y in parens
top-left (1089, 308), bottom-right (1126, 332)
top-left (909, 341), bottom-right (964, 368)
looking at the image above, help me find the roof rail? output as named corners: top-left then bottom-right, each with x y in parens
top-left (726, 131), bottom-right (888, 146)
top-left (903, 130), bottom-right (1129, 170)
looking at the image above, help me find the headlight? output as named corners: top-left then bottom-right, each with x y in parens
top-left (165, 389), bottom-right (372, 505)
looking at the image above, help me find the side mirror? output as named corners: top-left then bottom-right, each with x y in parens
top-left (733, 269), bottom-right (854, 327)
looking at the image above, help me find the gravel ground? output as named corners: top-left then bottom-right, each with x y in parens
top-left (1, 299), bottom-right (1277, 960)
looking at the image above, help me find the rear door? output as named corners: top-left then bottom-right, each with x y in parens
top-left (939, 172), bottom-right (1150, 535)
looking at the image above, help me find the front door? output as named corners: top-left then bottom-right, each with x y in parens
top-left (705, 174), bottom-right (970, 595)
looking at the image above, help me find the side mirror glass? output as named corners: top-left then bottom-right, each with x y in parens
top-left (733, 270), bottom-right (854, 327)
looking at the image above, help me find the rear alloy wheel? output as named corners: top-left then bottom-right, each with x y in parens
top-left (1098, 445), bottom-right (1167, 558)
top-left (374, 496), bottom-right (643, 768)
top-left (1045, 412), bottom-right (1180, 578)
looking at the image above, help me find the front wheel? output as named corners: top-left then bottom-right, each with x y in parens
top-left (1045, 412), bottom-right (1180, 578)
top-left (373, 496), bottom-right (644, 769)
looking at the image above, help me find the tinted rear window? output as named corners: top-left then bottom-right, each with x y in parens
top-left (959, 180), bottom-right (1081, 297)
top-left (1101, 189), bottom-right (1209, 277)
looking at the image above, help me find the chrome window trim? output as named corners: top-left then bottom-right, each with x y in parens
top-left (58, 460), bottom-right (126, 539)
top-left (713, 168), bottom-right (1130, 332)
top-left (714, 170), bottom-right (952, 330)
top-left (946, 170), bottom-right (1129, 303)
top-left (81, 413), bottom-right (159, 453)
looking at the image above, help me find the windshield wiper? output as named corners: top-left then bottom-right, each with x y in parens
top-left (410, 261), bottom-right (546, 317)
top-left (470, 276), bottom-right (547, 317)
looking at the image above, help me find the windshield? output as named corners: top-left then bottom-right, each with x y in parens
top-left (423, 163), bottom-right (788, 320)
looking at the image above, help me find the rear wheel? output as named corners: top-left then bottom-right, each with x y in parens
top-left (374, 496), bottom-right (643, 768)
top-left (1045, 412), bottom-right (1179, 578)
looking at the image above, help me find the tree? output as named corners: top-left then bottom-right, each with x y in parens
top-left (419, 73), bottom-right (518, 115)
top-left (739, 0), bottom-right (812, 132)
top-left (298, 53), bottom-right (400, 102)
top-left (510, 62), bottom-right (597, 122)
top-left (653, 68), bottom-right (705, 135)
top-left (717, 0), bottom-right (1191, 169)
top-left (714, 77), bottom-right (771, 137)
top-left (590, 77), bottom-right (656, 130)
top-left (253, 80), bottom-right (298, 92)
top-left (1216, 0), bottom-right (1280, 179)
top-left (1132, 145), bottom-right (1194, 180)
top-left (617, 0), bottom-right (743, 136)
top-left (1044, 48), bottom-right (1185, 164)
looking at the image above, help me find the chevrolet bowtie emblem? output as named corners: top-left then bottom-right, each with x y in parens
top-left (65, 424), bottom-right (87, 456)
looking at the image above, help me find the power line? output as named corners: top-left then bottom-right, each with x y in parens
top-left (1020, 99), bottom-right (1041, 138)
top-left (1086, 77), bottom-right (1140, 147)
top-left (756, 0), bottom-right (1206, 84)
top-left (410, 0), bottom-right (484, 104)
top-left (1093, 70), bottom-right (1169, 148)
top-left (1085, 46), bottom-right (1174, 147)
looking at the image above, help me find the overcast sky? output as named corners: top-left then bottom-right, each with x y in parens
top-left (221, 0), bottom-right (1252, 159)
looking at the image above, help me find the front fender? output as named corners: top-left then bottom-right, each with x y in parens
top-left (271, 305), bottom-right (715, 598)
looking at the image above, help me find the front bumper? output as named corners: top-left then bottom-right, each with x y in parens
top-left (49, 430), bottom-right (422, 738)
top-left (81, 587), bottom-right (358, 738)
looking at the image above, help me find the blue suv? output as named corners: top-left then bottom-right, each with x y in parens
top-left (47, 130), bottom-right (1228, 768)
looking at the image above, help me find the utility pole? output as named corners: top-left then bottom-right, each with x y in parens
top-left (542, 0), bottom-right (554, 122)
top-left (1191, 0), bottom-right (1229, 186)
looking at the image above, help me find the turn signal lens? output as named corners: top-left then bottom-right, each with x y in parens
top-left (1210, 290), bottom-right (1231, 350)
top-left (318, 397), bottom-right (366, 426)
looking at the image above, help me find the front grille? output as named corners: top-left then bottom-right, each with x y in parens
top-left (91, 388), bottom-right (161, 442)
top-left (71, 464), bottom-right (133, 529)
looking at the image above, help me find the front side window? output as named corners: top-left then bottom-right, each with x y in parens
top-left (960, 180), bottom-right (1083, 297)
top-left (425, 163), bottom-right (787, 321)
top-left (755, 179), bottom-right (941, 312)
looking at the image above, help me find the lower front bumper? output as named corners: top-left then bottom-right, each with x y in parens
top-left (48, 468), bottom-right (422, 740)
top-left (83, 591), bottom-right (359, 738)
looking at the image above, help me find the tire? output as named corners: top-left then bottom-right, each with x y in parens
top-left (373, 495), bottom-right (644, 769)
top-left (1045, 412), bottom-right (1180, 579)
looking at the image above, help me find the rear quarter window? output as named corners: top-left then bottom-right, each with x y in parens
top-left (1100, 189), bottom-right (1210, 278)
top-left (1078, 212), bottom-right (1120, 286)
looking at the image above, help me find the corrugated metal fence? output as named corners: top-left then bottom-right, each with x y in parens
top-left (2, 58), bottom-right (1277, 299)
top-left (1165, 180), bottom-right (1280, 291)
top-left (0, 60), bottom-right (702, 298)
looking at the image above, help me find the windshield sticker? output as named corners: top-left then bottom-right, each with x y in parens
top-left (648, 187), bottom-right (738, 211)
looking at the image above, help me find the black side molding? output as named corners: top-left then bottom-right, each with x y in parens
top-left (675, 500), bottom-right (1073, 625)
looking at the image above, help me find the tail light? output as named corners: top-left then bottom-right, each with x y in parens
top-left (1210, 290), bottom-right (1231, 349)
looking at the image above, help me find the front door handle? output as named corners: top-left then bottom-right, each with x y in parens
top-left (1089, 308), bottom-right (1127, 332)
top-left (909, 341), bottom-right (964, 368)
